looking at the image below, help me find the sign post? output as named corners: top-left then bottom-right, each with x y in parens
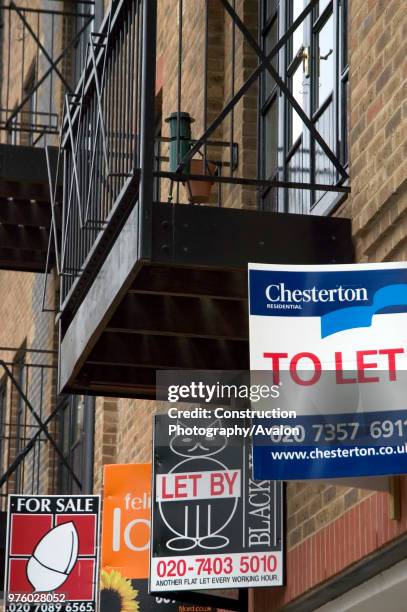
top-left (4, 495), bottom-right (100, 612)
top-left (249, 262), bottom-right (407, 480)
top-left (150, 413), bottom-right (284, 592)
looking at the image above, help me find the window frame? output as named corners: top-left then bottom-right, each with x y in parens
top-left (0, 380), bottom-right (7, 477)
top-left (259, 0), bottom-right (348, 216)
top-left (57, 395), bottom-right (94, 494)
top-left (259, 0), bottom-right (281, 211)
top-left (13, 351), bottom-right (26, 492)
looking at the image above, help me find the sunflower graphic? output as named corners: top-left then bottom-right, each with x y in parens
top-left (100, 569), bottom-right (139, 612)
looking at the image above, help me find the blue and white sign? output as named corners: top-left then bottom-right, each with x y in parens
top-left (249, 262), bottom-right (407, 480)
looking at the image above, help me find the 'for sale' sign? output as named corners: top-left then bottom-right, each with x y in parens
top-left (150, 414), bottom-right (284, 592)
top-left (4, 495), bottom-right (100, 612)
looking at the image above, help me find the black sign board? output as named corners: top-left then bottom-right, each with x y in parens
top-left (150, 414), bottom-right (284, 592)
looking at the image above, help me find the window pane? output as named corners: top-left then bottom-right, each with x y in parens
top-left (292, 0), bottom-right (304, 55)
top-left (265, 99), bottom-right (278, 177)
top-left (288, 140), bottom-right (309, 213)
top-left (340, 1), bottom-right (348, 69)
top-left (319, 0), bottom-right (331, 13)
top-left (265, 18), bottom-right (278, 99)
top-left (62, 406), bottom-right (71, 454)
top-left (0, 385), bottom-right (5, 469)
top-left (317, 13), bottom-right (334, 107)
top-left (75, 398), bottom-right (84, 442)
top-left (291, 64), bottom-right (304, 143)
top-left (265, 0), bottom-right (278, 20)
top-left (341, 78), bottom-right (348, 163)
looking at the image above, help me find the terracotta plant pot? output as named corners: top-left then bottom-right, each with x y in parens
top-left (184, 158), bottom-right (217, 204)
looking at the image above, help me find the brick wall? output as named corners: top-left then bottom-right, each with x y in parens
top-left (221, 0), bottom-right (258, 210)
top-left (350, 0), bottom-right (406, 262)
top-left (256, 480), bottom-right (407, 610)
top-left (93, 397), bottom-right (118, 492)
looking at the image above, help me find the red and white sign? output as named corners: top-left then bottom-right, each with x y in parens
top-left (156, 470), bottom-right (241, 502)
top-left (151, 551), bottom-right (283, 588)
top-left (4, 495), bottom-right (100, 612)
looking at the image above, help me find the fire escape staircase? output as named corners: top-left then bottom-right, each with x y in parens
top-left (0, 0), bottom-right (354, 399)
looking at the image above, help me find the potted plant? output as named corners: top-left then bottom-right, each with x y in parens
top-left (184, 157), bottom-right (217, 204)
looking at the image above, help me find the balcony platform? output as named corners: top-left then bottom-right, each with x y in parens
top-left (59, 201), bottom-right (353, 398)
top-left (0, 144), bottom-right (60, 272)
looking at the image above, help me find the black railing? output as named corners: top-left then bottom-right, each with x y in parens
top-left (0, 0), bottom-right (94, 145)
top-left (59, 0), bottom-right (144, 304)
top-left (55, 0), bottom-right (350, 313)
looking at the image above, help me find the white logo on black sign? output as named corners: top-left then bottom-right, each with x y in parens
top-left (159, 419), bottom-right (238, 552)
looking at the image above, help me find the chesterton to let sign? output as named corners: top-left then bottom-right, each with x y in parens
top-left (249, 261), bottom-right (407, 480)
top-left (156, 469), bottom-right (241, 502)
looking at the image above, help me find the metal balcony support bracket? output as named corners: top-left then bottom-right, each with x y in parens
top-left (0, 402), bottom-right (70, 490)
top-left (88, 32), bottom-right (110, 176)
top-left (45, 145), bottom-right (62, 276)
top-left (83, 25), bottom-right (115, 226)
top-left (65, 95), bottom-right (85, 229)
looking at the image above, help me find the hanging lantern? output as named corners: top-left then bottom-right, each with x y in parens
top-left (165, 112), bottom-right (194, 173)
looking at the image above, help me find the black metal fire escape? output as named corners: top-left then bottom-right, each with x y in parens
top-left (40, 0), bottom-right (352, 399)
top-left (0, 0), bottom-right (95, 272)
top-left (0, 3), bottom-right (96, 495)
top-left (46, 0), bottom-right (353, 399)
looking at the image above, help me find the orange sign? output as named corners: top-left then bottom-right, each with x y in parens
top-left (101, 463), bottom-right (151, 579)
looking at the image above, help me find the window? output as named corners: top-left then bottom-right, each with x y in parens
top-left (14, 353), bottom-right (26, 492)
top-left (57, 395), bottom-right (94, 494)
top-left (315, 12), bottom-right (334, 109)
top-left (260, 0), bottom-right (348, 215)
top-left (0, 381), bottom-right (6, 475)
